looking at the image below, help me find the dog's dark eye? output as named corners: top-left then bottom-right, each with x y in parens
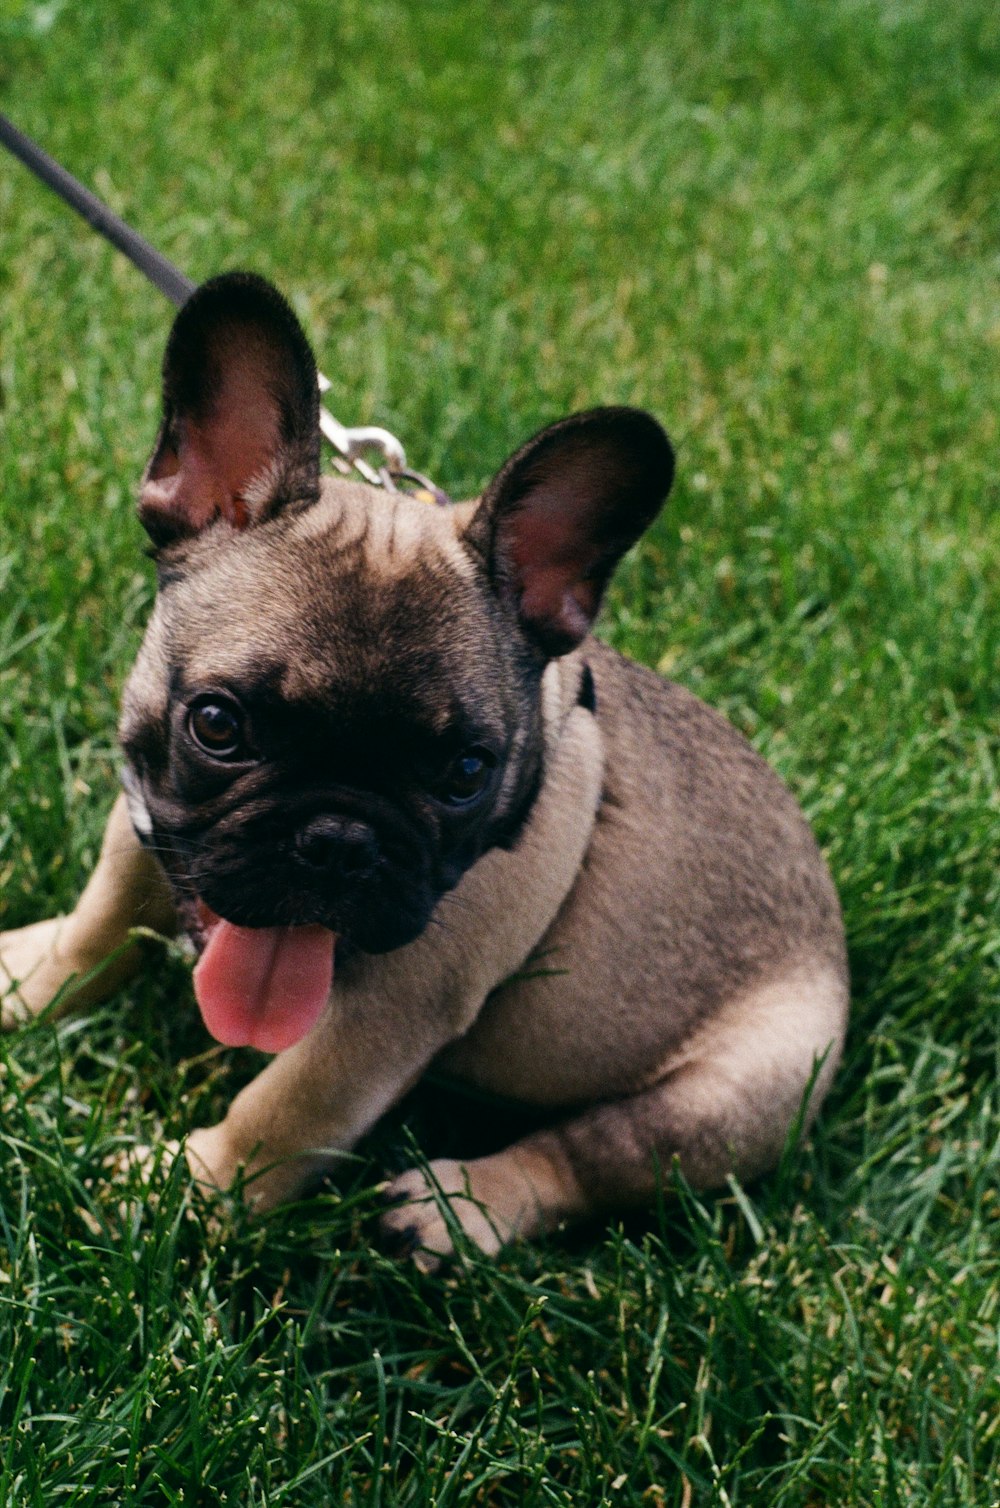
top-left (187, 698), bottom-right (244, 759)
top-left (440, 749), bottom-right (495, 806)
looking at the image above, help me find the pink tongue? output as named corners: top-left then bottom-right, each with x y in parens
top-left (193, 920), bottom-right (335, 1054)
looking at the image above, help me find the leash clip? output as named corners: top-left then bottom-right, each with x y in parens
top-left (318, 375), bottom-right (449, 503)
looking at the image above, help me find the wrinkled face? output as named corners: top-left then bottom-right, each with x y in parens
top-left (122, 271), bottom-right (672, 987)
top-left (120, 485), bottom-right (545, 954)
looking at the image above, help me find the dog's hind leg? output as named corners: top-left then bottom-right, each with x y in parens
top-left (0, 793), bottom-right (176, 1027)
top-left (380, 962), bottom-right (848, 1267)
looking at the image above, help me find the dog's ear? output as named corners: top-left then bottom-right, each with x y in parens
top-left (466, 407), bottom-right (674, 657)
top-left (139, 273), bottom-right (321, 547)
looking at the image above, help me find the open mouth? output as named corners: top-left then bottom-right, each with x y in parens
top-left (191, 900), bottom-right (336, 1054)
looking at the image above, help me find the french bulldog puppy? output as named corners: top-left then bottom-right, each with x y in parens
top-left (0, 273), bottom-right (848, 1266)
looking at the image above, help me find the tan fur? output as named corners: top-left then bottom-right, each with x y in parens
top-left (126, 481), bottom-right (479, 702)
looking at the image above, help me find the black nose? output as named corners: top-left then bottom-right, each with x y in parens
top-left (294, 816), bottom-right (378, 878)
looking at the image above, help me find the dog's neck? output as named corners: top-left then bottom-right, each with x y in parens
top-left (541, 649), bottom-right (592, 757)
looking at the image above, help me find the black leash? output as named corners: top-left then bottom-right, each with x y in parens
top-left (0, 112), bottom-right (195, 307)
top-left (0, 112), bottom-right (450, 502)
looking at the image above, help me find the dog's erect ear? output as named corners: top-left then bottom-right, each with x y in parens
top-left (139, 272), bottom-right (321, 547)
top-left (466, 407), bottom-right (674, 657)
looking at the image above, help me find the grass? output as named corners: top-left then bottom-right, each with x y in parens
top-left (1, 0), bottom-right (998, 1501)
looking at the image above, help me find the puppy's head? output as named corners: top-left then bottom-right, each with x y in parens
top-left (119, 273), bottom-right (673, 1050)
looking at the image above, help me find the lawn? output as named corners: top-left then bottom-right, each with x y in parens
top-left (1, 1), bottom-right (998, 1502)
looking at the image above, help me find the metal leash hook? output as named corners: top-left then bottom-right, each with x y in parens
top-left (317, 373), bottom-right (405, 483)
top-left (0, 110), bottom-right (451, 506)
top-left (318, 378), bottom-right (450, 505)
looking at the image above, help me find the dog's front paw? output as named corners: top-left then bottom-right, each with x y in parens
top-left (126, 1136), bottom-right (183, 1178)
top-left (380, 1155), bottom-right (546, 1272)
top-left (111, 1132), bottom-right (228, 1197)
top-left (183, 1124), bottom-right (325, 1212)
top-left (183, 1124), bottom-right (239, 1196)
top-left (0, 915), bottom-right (140, 1029)
top-left (0, 917), bottom-right (84, 1027)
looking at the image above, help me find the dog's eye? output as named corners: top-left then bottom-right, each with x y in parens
top-left (187, 698), bottom-right (244, 759)
top-left (440, 749), bottom-right (495, 806)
